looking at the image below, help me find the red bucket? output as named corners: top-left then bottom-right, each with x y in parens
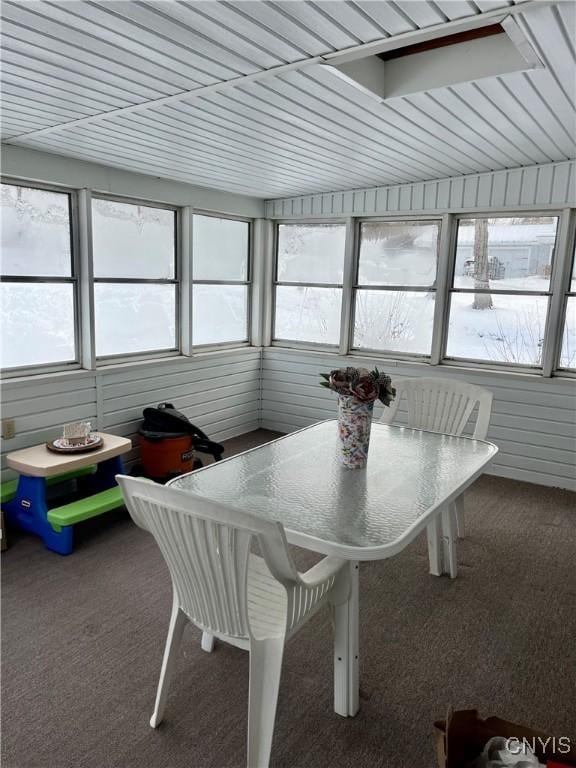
top-left (139, 434), bottom-right (195, 481)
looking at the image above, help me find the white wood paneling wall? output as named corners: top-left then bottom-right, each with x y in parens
top-left (1, 349), bottom-right (261, 481)
top-left (264, 160), bottom-right (576, 218)
top-left (1, 373), bottom-right (98, 482)
top-left (261, 348), bottom-right (576, 491)
top-left (2, 345), bottom-right (574, 491)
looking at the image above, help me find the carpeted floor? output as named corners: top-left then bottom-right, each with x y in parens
top-left (2, 429), bottom-right (575, 768)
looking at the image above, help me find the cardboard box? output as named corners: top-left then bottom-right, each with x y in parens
top-left (435, 709), bottom-right (576, 768)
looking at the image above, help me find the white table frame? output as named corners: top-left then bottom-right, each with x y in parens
top-left (169, 421), bottom-right (497, 718)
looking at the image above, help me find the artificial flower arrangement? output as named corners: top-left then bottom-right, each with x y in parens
top-left (319, 366), bottom-right (396, 406)
top-left (320, 367), bottom-right (396, 468)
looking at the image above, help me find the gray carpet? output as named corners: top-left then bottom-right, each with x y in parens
top-left (2, 429), bottom-right (575, 768)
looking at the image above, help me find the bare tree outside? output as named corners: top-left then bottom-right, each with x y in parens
top-left (472, 218), bottom-right (493, 310)
top-left (361, 222), bottom-right (419, 248)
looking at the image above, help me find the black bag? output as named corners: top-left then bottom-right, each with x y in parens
top-left (140, 402), bottom-right (224, 462)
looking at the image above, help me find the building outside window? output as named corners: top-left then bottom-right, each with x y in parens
top-left (2, 185), bottom-right (574, 379)
top-left (446, 216), bottom-right (559, 367)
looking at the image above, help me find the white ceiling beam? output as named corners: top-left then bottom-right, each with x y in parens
top-left (4, 0), bottom-right (553, 144)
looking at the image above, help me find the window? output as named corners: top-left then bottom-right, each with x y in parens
top-left (446, 216), bottom-right (559, 367)
top-left (1, 183), bottom-right (77, 370)
top-left (192, 214), bottom-right (250, 346)
top-left (92, 198), bottom-right (178, 358)
top-left (559, 244), bottom-right (576, 370)
top-left (273, 223), bottom-right (346, 345)
top-left (353, 220), bottom-right (440, 355)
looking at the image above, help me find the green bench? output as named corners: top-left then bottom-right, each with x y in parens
top-left (3, 441), bottom-right (129, 555)
top-left (2, 465), bottom-right (125, 541)
top-left (0, 465), bottom-right (97, 504)
top-left (47, 486), bottom-right (125, 531)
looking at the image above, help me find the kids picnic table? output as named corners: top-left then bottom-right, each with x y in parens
top-left (2, 433), bottom-right (131, 555)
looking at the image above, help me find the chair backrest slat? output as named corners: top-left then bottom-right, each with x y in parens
top-left (381, 376), bottom-right (493, 440)
top-left (117, 476), bottom-right (300, 640)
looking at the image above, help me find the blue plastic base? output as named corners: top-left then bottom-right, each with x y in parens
top-left (2, 456), bottom-right (126, 555)
top-left (3, 476), bottom-right (73, 555)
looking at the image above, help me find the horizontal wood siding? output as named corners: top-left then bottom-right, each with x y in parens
top-left (1, 373), bottom-right (98, 482)
top-left (3, 346), bottom-right (574, 491)
top-left (1, 349), bottom-right (261, 481)
top-left (260, 348), bottom-right (576, 491)
top-left (264, 160), bottom-right (576, 218)
top-left (101, 350), bottom-right (261, 470)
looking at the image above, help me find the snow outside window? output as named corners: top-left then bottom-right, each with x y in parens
top-left (1, 183), bottom-right (77, 370)
top-left (353, 220), bottom-right (440, 356)
top-left (92, 198), bottom-right (178, 358)
top-left (191, 215), bottom-right (250, 346)
top-left (446, 216), bottom-right (559, 368)
top-left (273, 223), bottom-right (346, 345)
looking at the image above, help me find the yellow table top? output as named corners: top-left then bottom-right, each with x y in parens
top-left (6, 433), bottom-right (132, 478)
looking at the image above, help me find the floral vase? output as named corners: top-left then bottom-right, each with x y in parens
top-left (337, 395), bottom-right (374, 469)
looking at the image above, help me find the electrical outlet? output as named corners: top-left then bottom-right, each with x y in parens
top-left (2, 420), bottom-right (16, 440)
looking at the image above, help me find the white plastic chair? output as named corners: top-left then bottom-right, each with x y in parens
top-left (380, 377), bottom-right (493, 578)
top-left (117, 475), bottom-right (350, 768)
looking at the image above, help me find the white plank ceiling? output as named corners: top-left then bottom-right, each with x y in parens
top-left (1, 0), bottom-right (575, 199)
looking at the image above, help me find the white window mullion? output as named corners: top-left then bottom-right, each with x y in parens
top-left (77, 188), bottom-right (96, 370)
top-left (339, 217), bottom-right (357, 356)
top-left (180, 206), bottom-right (193, 356)
top-left (542, 208), bottom-right (575, 376)
top-left (430, 213), bottom-right (455, 366)
top-left (251, 218), bottom-right (273, 347)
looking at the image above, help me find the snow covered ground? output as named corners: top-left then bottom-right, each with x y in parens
top-left (0, 189), bottom-right (250, 365)
top-left (274, 281), bottom-right (576, 368)
top-left (273, 225), bottom-right (575, 368)
top-left (1, 199), bottom-right (574, 370)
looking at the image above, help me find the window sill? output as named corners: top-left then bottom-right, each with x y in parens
top-left (1, 346), bottom-right (261, 387)
top-left (265, 345), bottom-right (576, 384)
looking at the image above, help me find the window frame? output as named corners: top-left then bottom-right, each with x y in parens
top-left (2, 173), bottom-right (574, 383)
top-left (0, 178), bottom-right (82, 378)
top-left (441, 210), bottom-right (562, 372)
top-left (271, 209), bottom-right (574, 380)
top-left (350, 215), bottom-right (443, 360)
top-left (555, 210), bottom-right (576, 373)
top-left (190, 210), bottom-right (253, 350)
top-left (271, 218), bottom-right (348, 350)
top-left (91, 193), bottom-right (181, 364)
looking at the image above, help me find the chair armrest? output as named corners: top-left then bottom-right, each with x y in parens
top-left (286, 557), bottom-right (350, 631)
top-left (299, 556), bottom-right (347, 588)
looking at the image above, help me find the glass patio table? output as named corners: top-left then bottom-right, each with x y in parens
top-left (169, 420), bottom-right (497, 716)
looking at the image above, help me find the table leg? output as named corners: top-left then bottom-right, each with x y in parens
top-left (442, 506), bottom-right (458, 579)
top-left (427, 517), bottom-right (443, 576)
top-left (427, 507), bottom-right (458, 578)
top-left (333, 561), bottom-right (359, 717)
top-left (3, 475), bottom-right (73, 555)
top-left (83, 455), bottom-right (126, 493)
